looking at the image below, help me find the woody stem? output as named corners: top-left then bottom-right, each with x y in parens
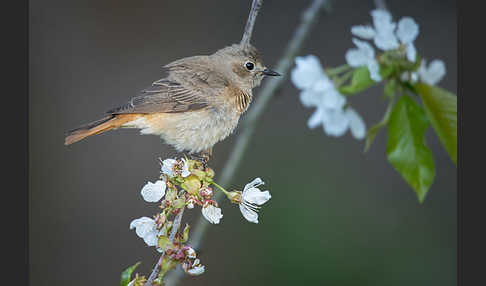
top-left (143, 207), bottom-right (185, 286)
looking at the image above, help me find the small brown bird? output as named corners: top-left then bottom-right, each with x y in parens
top-left (64, 0), bottom-right (277, 161)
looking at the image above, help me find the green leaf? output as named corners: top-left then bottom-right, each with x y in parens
top-left (182, 223), bottom-right (190, 243)
top-left (386, 95), bottom-right (435, 203)
top-left (158, 235), bottom-right (173, 251)
top-left (121, 262), bottom-right (141, 286)
top-left (415, 83), bottom-right (457, 165)
top-left (364, 96), bottom-right (395, 152)
top-left (181, 175), bottom-right (202, 195)
top-left (339, 66), bottom-right (376, 95)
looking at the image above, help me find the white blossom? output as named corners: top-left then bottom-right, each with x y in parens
top-left (239, 178), bottom-right (271, 224)
top-left (345, 38), bottom-right (382, 81)
top-left (418, 59), bottom-right (446, 85)
top-left (352, 9), bottom-right (420, 63)
top-left (201, 205), bottom-right (223, 224)
top-left (396, 17), bottom-right (419, 62)
top-left (291, 55), bottom-right (367, 139)
top-left (129, 217), bottom-right (158, 247)
top-left (370, 9), bottom-right (399, 50)
top-left (290, 55), bottom-right (326, 90)
top-left (140, 180), bottom-right (166, 202)
top-left (161, 158), bottom-right (177, 177)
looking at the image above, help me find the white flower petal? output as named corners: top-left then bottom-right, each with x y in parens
top-left (346, 39), bottom-right (376, 68)
top-left (307, 107), bottom-right (326, 129)
top-left (243, 188), bottom-right (271, 205)
top-left (130, 217), bottom-right (156, 239)
top-left (371, 9), bottom-right (394, 31)
top-left (322, 88), bottom-right (346, 109)
top-left (239, 204), bottom-right (259, 223)
top-left (323, 109), bottom-right (349, 137)
top-left (351, 25), bottom-right (376, 39)
top-left (127, 280), bottom-right (135, 286)
top-left (352, 38), bottom-right (375, 57)
top-left (187, 265), bottom-right (205, 276)
top-left (192, 259), bottom-right (200, 267)
top-left (373, 30), bottom-right (399, 50)
top-left (419, 59), bottom-right (446, 85)
top-left (345, 107), bottom-right (366, 140)
top-left (243, 177), bottom-right (264, 191)
top-left (161, 159), bottom-right (177, 177)
top-left (345, 48), bottom-right (368, 67)
top-left (406, 43), bottom-right (417, 63)
top-left (201, 205), bottom-right (223, 224)
top-left (397, 17), bottom-right (419, 44)
top-left (299, 90), bottom-right (323, 108)
top-left (290, 55), bottom-right (325, 90)
top-left (181, 158), bottom-right (191, 177)
top-left (143, 230), bottom-right (158, 247)
top-left (140, 180), bottom-right (166, 202)
top-left (367, 60), bottom-right (382, 82)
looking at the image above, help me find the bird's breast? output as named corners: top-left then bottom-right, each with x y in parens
top-left (128, 105), bottom-right (241, 153)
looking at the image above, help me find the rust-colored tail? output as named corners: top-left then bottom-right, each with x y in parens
top-left (65, 114), bottom-right (140, 145)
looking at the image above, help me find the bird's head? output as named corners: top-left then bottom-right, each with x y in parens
top-left (211, 43), bottom-right (280, 91)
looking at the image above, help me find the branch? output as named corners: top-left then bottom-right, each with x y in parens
top-left (164, 0), bottom-right (330, 284)
top-left (373, 0), bottom-right (388, 10)
top-left (241, 0), bottom-right (264, 46)
top-left (143, 207), bottom-right (185, 286)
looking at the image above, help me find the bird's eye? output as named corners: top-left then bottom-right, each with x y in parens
top-left (245, 61), bottom-right (255, 71)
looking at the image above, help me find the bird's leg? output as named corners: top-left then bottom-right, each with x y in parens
top-left (187, 148), bottom-right (212, 167)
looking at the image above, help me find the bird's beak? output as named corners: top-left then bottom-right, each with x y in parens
top-left (262, 68), bottom-right (281, 76)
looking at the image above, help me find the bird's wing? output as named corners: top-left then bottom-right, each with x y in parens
top-left (107, 78), bottom-right (211, 114)
top-left (107, 56), bottom-right (229, 114)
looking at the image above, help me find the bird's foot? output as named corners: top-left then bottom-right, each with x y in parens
top-left (186, 150), bottom-right (211, 168)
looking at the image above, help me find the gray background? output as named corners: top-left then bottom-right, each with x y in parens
top-left (30, 0), bottom-right (456, 285)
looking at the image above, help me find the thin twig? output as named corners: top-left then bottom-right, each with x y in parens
top-left (241, 0), bottom-right (263, 46)
top-left (143, 207), bottom-right (185, 286)
top-left (164, 0), bottom-right (330, 284)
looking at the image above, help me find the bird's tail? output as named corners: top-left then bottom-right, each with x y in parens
top-left (64, 114), bottom-right (140, 145)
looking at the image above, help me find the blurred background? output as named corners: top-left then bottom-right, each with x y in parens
top-left (29, 0), bottom-right (456, 285)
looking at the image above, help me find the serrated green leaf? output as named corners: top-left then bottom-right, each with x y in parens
top-left (121, 262), bottom-right (141, 286)
top-left (386, 95), bottom-right (435, 203)
top-left (339, 66), bottom-right (376, 95)
top-left (364, 96), bottom-right (395, 152)
top-left (415, 83), bottom-right (457, 165)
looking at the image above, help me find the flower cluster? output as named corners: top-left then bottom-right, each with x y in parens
top-left (291, 55), bottom-right (366, 139)
top-left (347, 8), bottom-right (446, 85)
top-left (127, 157), bottom-right (272, 281)
top-left (291, 9), bottom-right (448, 142)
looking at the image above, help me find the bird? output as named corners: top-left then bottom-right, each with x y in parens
top-left (64, 42), bottom-right (280, 161)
